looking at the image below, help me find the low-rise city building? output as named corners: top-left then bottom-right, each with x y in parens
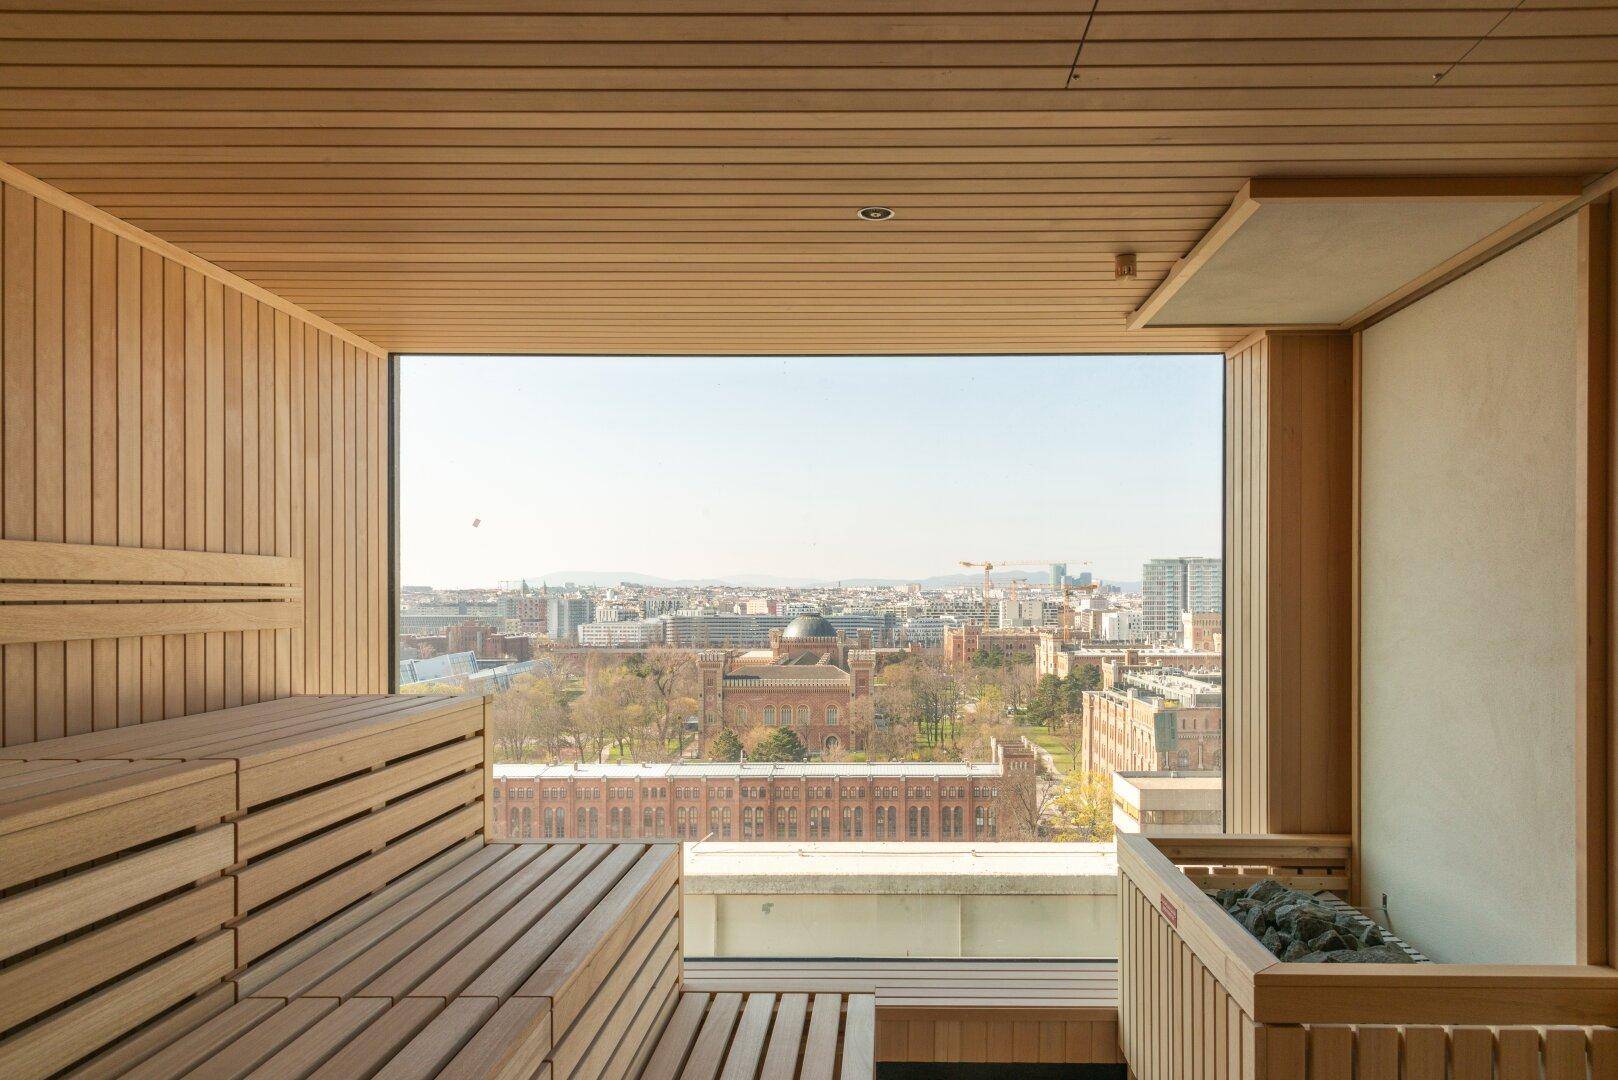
top-left (942, 625), bottom-right (1042, 666)
top-left (696, 615), bottom-right (876, 756)
top-left (490, 738), bottom-right (1041, 842)
top-left (1110, 771), bottom-right (1223, 836)
top-left (577, 618), bottom-right (667, 647)
top-left (1080, 669), bottom-right (1223, 774)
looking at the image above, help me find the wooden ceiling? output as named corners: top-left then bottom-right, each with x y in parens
top-left (0, 1), bottom-right (1615, 355)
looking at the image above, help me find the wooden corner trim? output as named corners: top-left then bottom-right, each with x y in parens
top-left (0, 158), bottom-right (386, 357)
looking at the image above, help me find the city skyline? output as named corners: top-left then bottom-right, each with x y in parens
top-left (400, 354), bottom-right (1223, 588)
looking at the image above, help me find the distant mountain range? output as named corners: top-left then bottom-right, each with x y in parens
top-left (513, 569), bottom-right (1142, 592)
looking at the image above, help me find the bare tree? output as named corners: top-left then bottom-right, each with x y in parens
top-left (999, 759), bottom-right (1057, 840)
top-left (625, 648), bottom-right (696, 760)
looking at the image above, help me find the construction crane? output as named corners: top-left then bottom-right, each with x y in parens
top-left (957, 560), bottom-right (1068, 629)
top-left (959, 559), bottom-right (1098, 639)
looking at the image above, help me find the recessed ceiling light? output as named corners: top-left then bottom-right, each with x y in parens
top-left (857, 206), bottom-right (894, 221)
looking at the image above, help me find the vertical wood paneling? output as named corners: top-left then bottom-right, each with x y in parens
top-left (1121, 858), bottom-right (1614, 1080)
top-left (0, 177), bottom-right (391, 748)
top-left (90, 224), bottom-right (116, 731)
top-left (1225, 335), bottom-right (1267, 834)
top-left (139, 247), bottom-right (163, 721)
top-left (1225, 331), bottom-right (1353, 835)
top-left (116, 236), bottom-right (142, 728)
top-left (5, 185), bottom-right (38, 747)
top-left (35, 200), bottom-right (64, 743)
top-left (62, 216), bottom-right (91, 736)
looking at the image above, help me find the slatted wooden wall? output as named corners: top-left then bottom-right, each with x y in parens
top-left (1224, 330), bottom-right (1354, 835)
top-left (0, 170), bottom-right (391, 748)
top-left (1225, 332), bottom-right (1268, 835)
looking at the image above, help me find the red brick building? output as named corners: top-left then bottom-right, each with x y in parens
top-left (491, 739), bottom-right (1040, 842)
top-left (942, 626), bottom-right (1042, 667)
top-left (696, 614), bottom-right (876, 757)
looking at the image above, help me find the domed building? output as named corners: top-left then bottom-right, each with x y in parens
top-left (695, 613), bottom-right (877, 757)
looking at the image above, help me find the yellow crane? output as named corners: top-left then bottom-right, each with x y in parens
top-left (959, 560), bottom-right (1099, 640)
top-left (957, 560), bottom-right (1070, 630)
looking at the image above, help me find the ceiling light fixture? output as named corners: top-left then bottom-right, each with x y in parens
top-left (857, 206), bottom-right (894, 221)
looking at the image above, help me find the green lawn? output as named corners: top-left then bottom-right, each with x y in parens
top-left (1016, 725), bottom-right (1079, 775)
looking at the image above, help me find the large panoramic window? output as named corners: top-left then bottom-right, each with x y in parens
top-left (398, 355), bottom-right (1223, 843)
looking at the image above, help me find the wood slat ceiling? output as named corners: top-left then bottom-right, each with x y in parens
top-left (1, 0), bottom-right (1615, 355)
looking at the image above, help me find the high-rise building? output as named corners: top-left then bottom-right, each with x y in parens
top-left (545, 595), bottom-right (595, 642)
top-left (998, 596), bottom-right (1044, 628)
top-left (1185, 557), bottom-right (1223, 617)
top-left (1142, 557), bottom-right (1222, 641)
top-left (1050, 563), bottom-right (1067, 586)
top-left (1100, 610), bottom-right (1140, 641)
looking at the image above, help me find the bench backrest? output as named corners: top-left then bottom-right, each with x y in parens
top-left (0, 693), bottom-right (491, 1079)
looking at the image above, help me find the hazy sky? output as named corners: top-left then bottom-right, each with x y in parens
top-left (400, 354), bottom-right (1223, 588)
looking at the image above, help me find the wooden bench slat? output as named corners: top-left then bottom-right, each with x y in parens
top-left (437, 996), bottom-right (553, 1080)
top-left (0, 757), bottom-right (229, 822)
top-left (224, 696), bottom-right (475, 768)
top-left (0, 600), bottom-right (303, 646)
top-left (414, 843), bottom-right (620, 1001)
top-left (681, 993), bottom-right (745, 1080)
top-left (240, 836), bottom-right (490, 999)
top-left (0, 759), bottom-right (80, 781)
top-left (0, 934), bottom-right (236, 1080)
top-left (549, 895), bottom-right (680, 1080)
top-left (310, 843), bottom-right (557, 1001)
top-left (106, 697), bottom-right (432, 768)
top-left (0, 694), bottom-right (501, 1080)
top-left (237, 738), bottom-right (481, 860)
top-left (640, 993), bottom-right (711, 1080)
top-left (234, 804), bottom-right (482, 964)
top-left (250, 840), bottom-right (513, 999)
top-left (0, 538), bottom-right (302, 585)
top-left (0, 825), bottom-right (232, 961)
top-left (800, 993), bottom-right (843, 1080)
top-left (118, 999), bottom-right (285, 1080)
top-left (758, 994), bottom-right (809, 1080)
top-left (719, 993), bottom-right (776, 1080)
top-left (0, 877), bottom-right (233, 1034)
top-left (163, 696), bottom-right (452, 765)
top-left (234, 771), bottom-right (482, 913)
top-left (583, 939), bottom-right (682, 1080)
top-left (185, 997), bottom-right (338, 1080)
top-left (456, 842), bottom-right (646, 1002)
top-left (238, 704), bottom-right (485, 807)
top-left (841, 996), bottom-right (876, 1080)
top-left (305, 999), bottom-right (445, 1080)
top-left (0, 697), bottom-right (349, 761)
top-left (518, 844), bottom-right (681, 1031)
top-left (371, 997), bottom-right (499, 1080)
top-left (0, 771), bottom-right (235, 890)
top-left (622, 961), bottom-right (685, 1080)
top-left (241, 997), bottom-right (390, 1080)
top-left (63, 983), bottom-right (236, 1080)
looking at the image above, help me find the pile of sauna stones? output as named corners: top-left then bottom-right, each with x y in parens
top-left (1210, 880), bottom-right (1414, 963)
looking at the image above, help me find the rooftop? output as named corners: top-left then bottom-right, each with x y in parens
top-left (495, 761), bottom-right (1004, 779)
top-left (782, 613), bottom-right (838, 639)
top-left (682, 842), bottom-right (1119, 896)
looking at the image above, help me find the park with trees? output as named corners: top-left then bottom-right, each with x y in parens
top-left (427, 642), bottom-right (1117, 840)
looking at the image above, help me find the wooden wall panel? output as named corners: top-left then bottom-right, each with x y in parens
top-left (1224, 330), bottom-right (1354, 835)
top-left (0, 175), bottom-right (390, 748)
